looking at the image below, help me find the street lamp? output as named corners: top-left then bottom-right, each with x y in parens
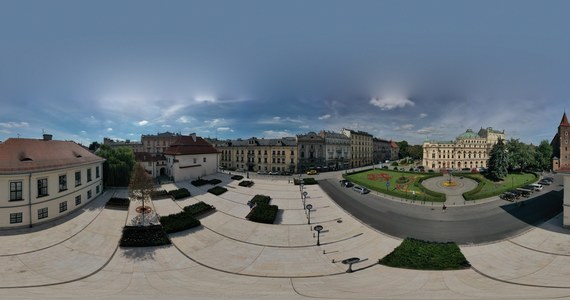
top-left (306, 204), bottom-right (313, 224)
top-left (303, 191), bottom-right (308, 209)
top-left (314, 225), bottom-right (323, 246)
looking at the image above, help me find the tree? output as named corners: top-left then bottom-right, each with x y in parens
top-left (97, 145), bottom-right (136, 186)
top-left (408, 144), bottom-right (423, 160)
top-left (129, 164), bottom-right (156, 226)
top-left (88, 141), bottom-right (101, 151)
top-left (534, 140), bottom-right (553, 171)
top-left (506, 138), bottom-right (534, 172)
top-left (487, 138), bottom-right (508, 181)
top-left (396, 141), bottom-right (409, 159)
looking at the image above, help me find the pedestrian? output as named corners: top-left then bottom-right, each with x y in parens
top-left (442, 204), bottom-right (447, 211)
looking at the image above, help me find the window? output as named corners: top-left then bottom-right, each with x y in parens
top-left (203, 157), bottom-right (206, 163)
top-left (10, 212), bottom-right (23, 224)
top-left (75, 171), bottom-right (81, 186)
top-left (10, 181), bottom-right (23, 201)
top-left (38, 207), bottom-right (48, 219)
top-left (75, 195), bottom-right (82, 205)
top-left (59, 175), bottom-right (67, 191)
top-left (87, 169), bottom-right (92, 182)
top-left (59, 201), bottom-right (68, 213)
top-left (37, 178), bottom-right (48, 197)
top-left (96, 185), bottom-right (100, 194)
top-left (88, 190), bottom-right (92, 199)
top-left (96, 166), bottom-right (100, 178)
top-left (193, 158), bottom-right (197, 164)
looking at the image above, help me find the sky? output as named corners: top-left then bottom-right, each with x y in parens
top-left (0, 0), bottom-right (568, 146)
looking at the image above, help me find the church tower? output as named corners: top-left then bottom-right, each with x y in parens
top-left (552, 112), bottom-right (570, 171)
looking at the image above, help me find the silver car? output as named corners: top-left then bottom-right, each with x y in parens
top-left (352, 186), bottom-right (370, 194)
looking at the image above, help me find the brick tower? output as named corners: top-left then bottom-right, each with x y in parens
top-left (552, 112), bottom-right (570, 172)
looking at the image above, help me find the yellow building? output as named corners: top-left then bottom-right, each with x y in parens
top-left (340, 128), bottom-right (373, 167)
top-left (422, 127), bottom-right (505, 171)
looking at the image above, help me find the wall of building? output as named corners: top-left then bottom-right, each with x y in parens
top-left (0, 162), bottom-right (104, 228)
top-left (167, 153), bottom-right (218, 182)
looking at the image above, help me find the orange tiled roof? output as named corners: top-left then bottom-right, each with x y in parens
top-left (164, 135), bottom-right (219, 156)
top-left (0, 138), bottom-right (105, 174)
top-left (561, 112), bottom-right (570, 127)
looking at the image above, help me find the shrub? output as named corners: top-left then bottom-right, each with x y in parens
top-left (208, 179), bottom-right (222, 185)
top-left (169, 188), bottom-right (191, 200)
top-left (191, 179), bottom-right (209, 186)
top-left (380, 238), bottom-right (470, 270)
top-left (251, 194), bottom-right (271, 205)
top-left (239, 180), bottom-right (254, 187)
top-left (120, 225), bottom-right (171, 247)
top-left (391, 162), bottom-right (399, 166)
top-left (294, 177), bottom-right (318, 185)
top-left (208, 186), bottom-right (228, 196)
top-left (231, 175), bottom-right (244, 180)
top-left (105, 197), bottom-right (130, 209)
top-left (382, 166), bottom-right (389, 169)
top-left (150, 190), bottom-right (171, 199)
top-left (183, 201), bottom-right (215, 216)
top-left (396, 176), bottom-right (409, 184)
top-left (246, 203), bottom-right (279, 224)
top-left (160, 212), bottom-right (201, 234)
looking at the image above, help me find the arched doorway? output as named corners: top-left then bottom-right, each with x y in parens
top-left (160, 167), bottom-right (166, 176)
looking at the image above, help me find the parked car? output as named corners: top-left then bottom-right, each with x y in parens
top-left (257, 171), bottom-right (268, 175)
top-left (268, 171), bottom-right (279, 175)
top-left (528, 183), bottom-right (543, 191)
top-left (307, 170), bottom-right (318, 175)
top-left (352, 186), bottom-right (370, 194)
top-left (538, 180), bottom-right (551, 186)
top-left (339, 180), bottom-right (354, 188)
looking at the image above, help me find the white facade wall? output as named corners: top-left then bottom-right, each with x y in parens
top-left (166, 153), bottom-right (218, 182)
top-left (0, 162), bottom-right (104, 229)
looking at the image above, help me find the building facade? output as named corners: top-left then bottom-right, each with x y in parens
top-left (373, 138), bottom-right (399, 163)
top-left (422, 127), bottom-right (506, 171)
top-left (341, 128), bottom-right (373, 167)
top-left (141, 132), bottom-right (181, 154)
top-left (164, 134), bottom-right (219, 182)
top-left (297, 132), bottom-right (326, 173)
top-left (0, 135), bottom-right (105, 229)
top-left (216, 137), bottom-right (297, 174)
top-left (103, 138), bottom-right (144, 152)
top-left (552, 112), bottom-right (570, 172)
top-left (135, 152), bottom-right (167, 178)
top-left (319, 130), bottom-right (351, 170)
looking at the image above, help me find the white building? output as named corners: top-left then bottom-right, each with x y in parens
top-left (164, 134), bottom-right (219, 182)
top-left (0, 135), bottom-right (105, 229)
top-left (319, 130), bottom-right (351, 170)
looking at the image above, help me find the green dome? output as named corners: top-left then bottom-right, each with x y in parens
top-left (457, 129), bottom-right (480, 139)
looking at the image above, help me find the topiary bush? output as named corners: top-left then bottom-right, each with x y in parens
top-left (380, 238), bottom-right (470, 270)
top-left (231, 175), bottom-right (244, 180)
top-left (246, 203), bottom-right (279, 224)
top-left (191, 179), bottom-right (209, 186)
top-left (208, 186), bottom-right (227, 196)
top-left (239, 180), bottom-right (254, 187)
top-left (120, 225), bottom-right (171, 247)
top-left (183, 201), bottom-right (215, 216)
top-left (169, 188), bottom-right (191, 200)
top-left (251, 194), bottom-right (271, 205)
top-left (208, 179), bottom-right (222, 185)
top-left (160, 212), bottom-right (201, 234)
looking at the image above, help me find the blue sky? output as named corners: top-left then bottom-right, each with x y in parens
top-left (0, 0), bottom-right (568, 146)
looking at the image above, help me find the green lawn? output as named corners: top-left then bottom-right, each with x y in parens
top-left (462, 172), bottom-right (538, 200)
top-left (345, 169), bottom-right (445, 202)
top-left (380, 238), bottom-right (470, 270)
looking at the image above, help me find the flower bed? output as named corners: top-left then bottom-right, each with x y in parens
top-left (231, 175), bottom-right (244, 180)
top-left (105, 197), bottom-right (130, 210)
top-left (379, 238), bottom-right (470, 270)
top-left (191, 179), bottom-right (209, 186)
top-left (208, 186), bottom-right (228, 196)
top-left (169, 188), bottom-right (191, 200)
top-left (239, 180), bottom-right (254, 187)
top-left (119, 225), bottom-right (171, 247)
top-left (246, 203), bottom-right (279, 224)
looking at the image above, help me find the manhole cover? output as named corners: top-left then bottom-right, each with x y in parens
top-left (337, 219), bottom-right (343, 223)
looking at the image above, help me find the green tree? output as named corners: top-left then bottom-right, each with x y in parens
top-left (129, 164), bottom-right (156, 226)
top-left (88, 141), bottom-right (101, 151)
top-left (408, 144), bottom-right (423, 160)
top-left (97, 145), bottom-right (136, 186)
top-left (506, 138), bottom-right (534, 172)
top-left (487, 138), bottom-right (509, 181)
top-left (396, 140), bottom-right (409, 159)
top-left (535, 140), bottom-right (553, 171)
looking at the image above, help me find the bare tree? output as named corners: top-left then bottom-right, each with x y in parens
top-left (128, 164), bottom-right (156, 226)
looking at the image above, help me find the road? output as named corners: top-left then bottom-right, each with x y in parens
top-left (319, 176), bottom-right (563, 244)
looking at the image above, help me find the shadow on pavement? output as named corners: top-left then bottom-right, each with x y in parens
top-left (500, 190), bottom-right (563, 233)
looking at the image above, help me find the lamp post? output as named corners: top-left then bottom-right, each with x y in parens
top-left (314, 225), bottom-right (323, 246)
top-left (306, 204), bottom-right (313, 224)
top-left (303, 191), bottom-right (308, 209)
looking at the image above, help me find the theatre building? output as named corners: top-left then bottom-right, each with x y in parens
top-left (0, 134), bottom-right (105, 229)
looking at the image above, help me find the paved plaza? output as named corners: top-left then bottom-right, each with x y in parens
top-left (1, 172), bottom-right (570, 299)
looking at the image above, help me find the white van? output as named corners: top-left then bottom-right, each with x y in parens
top-left (529, 183), bottom-right (543, 191)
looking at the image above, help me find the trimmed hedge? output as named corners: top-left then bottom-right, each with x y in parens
top-left (294, 177), bottom-right (318, 185)
top-left (169, 188), bottom-right (191, 199)
top-left (246, 203), bottom-right (279, 224)
top-left (208, 179), bottom-right (222, 185)
top-left (160, 212), bottom-right (201, 234)
top-left (239, 180), bottom-right (254, 187)
top-left (105, 197), bottom-right (130, 209)
top-left (150, 190), bottom-right (171, 200)
top-left (231, 175), bottom-right (244, 180)
top-left (380, 238), bottom-right (470, 270)
top-left (183, 201), bottom-right (215, 216)
top-left (119, 225), bottom-right (171, 247)
top-left (191, 179), bottom-right (209, 186)
top-left (208, 186), bottom-right (228, 196)
top-left (251, 194), bottom-right (271, 205)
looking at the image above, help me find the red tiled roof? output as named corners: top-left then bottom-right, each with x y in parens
top-left (134, 152), bottom-right (166, 162)
top-left (390, 140), bottom-right (399, 148)
top-left (0, 138), bottom-right (105, 173)
top-left (561, 112), bottom-right (570, 127)
top-left (163, 135), bottom-right (219, 156)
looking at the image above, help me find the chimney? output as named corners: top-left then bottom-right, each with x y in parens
top-left (43, 134), bottom-right (53, 141)
top-left (191, 133), bottom-right (196, 142)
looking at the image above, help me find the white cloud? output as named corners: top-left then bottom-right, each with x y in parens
top-left (0, 121), bottom-right (29, 128)
top-left (370, 96), bottom-right (415, 110)
top-left (318, 114), bottom-right (331, 120)
top-left (217, 127), bottom-right (233, 132)
top-left (80, 130), bottom-right (87, 135)
top-left (195, 96), bottom-right (216, 103)
top-left (299, 125), bottom-right (310, 129)
top-left (107, 127), bottom-right (113, 132)
top-left (177, 116), bottom-right (192, 124)
top-left (419, 113), bottom-right (428, 119)
top-left (162, 124), bottom-right (172, 128)
top-left (0, 129), bottom-right (10, 134)
top-left (395, 124), bottom-right (414, 131)
top-left (204, 118), bottom-right (229, 128)
top-left (258, 116), bottom-right (304, 125)
top-left (262, 130), bottom-right (292, 138)
top-left (137, 120), bottom-right (149, 126)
